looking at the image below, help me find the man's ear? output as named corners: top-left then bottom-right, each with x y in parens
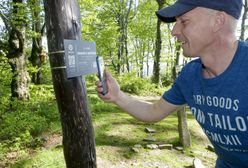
top-left (213, 11), bottom-right (226, 32)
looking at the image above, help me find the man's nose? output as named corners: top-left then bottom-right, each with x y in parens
top-left (171, 22), bottom-right (181, 37)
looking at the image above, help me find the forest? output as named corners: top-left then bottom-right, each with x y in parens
top-left (0, 0), bottom-right (248, 167)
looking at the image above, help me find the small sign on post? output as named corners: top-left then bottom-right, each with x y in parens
top-left (64, 39), bottom-right (98, 78)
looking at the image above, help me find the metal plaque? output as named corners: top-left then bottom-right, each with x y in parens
top-left (64, 39), bottom-right (98, 78)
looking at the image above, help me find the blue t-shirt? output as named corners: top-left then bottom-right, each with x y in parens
top-left (163, 41), bottom-right (248, 167)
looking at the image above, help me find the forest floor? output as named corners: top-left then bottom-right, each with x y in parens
top-left (5, 95), bottom-right (217, 168)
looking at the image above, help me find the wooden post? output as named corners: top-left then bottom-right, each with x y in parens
top-left (177, 106), bottom-right (191, 147)
top-left (173, 43), bottom-right (191, 148)
top-left (43, 0), bottom-right (96, 167)
top-left (175, 65), bottom-right (191, 148)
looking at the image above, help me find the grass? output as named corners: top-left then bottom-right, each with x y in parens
top-left (10, 105), bottom-right (216, 167)
top-left (11, 148), bottom-right (65, 168)
top-left (93, 108), bottom-right (216, 167)
top-left (0, 83), bottom-right (217, 168)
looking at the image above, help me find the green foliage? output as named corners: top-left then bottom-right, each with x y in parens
top-left (0, 110), bottom-right (48, 140)
top-left (117, 71), bottom-right (164, 95)
top-left (0, 80), bottom-right (216, 167)
top-left (27, 62), bottom-right (39, 74)
top-left (11, 148), bottom-right (65, 168)
top-left (129, 0), bottom-right (157, 39)
top-left (40, 62), bottom-right (53, 84)
top-left (11, 103), bottom-right (217, 167)
top-left (0, 84), bottom-right (59, 151)
top-left (27, 61), bottom-right (53, 85)
top-left (160, 73), bottom-right (173, 87)
top-left (10, 131), bottom-right (32, 150)
top-left (0, 142), bottom-right (7, 161)
top-left (88, 94), bottom-right (121, 115)
top-left (0, 53), bottom-right (12, 116)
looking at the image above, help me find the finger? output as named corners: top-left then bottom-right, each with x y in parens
top-left (95, 86), bottom-right (103, 93)
top-left (95, 80), bottom-right (102, 87)
top-left (97, 92), bottom-right (111, 101)
top-left (105, 70), bottom-right (114, 81)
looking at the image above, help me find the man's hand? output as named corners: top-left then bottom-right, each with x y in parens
top-left (95, 71), bottom-right (121, 103)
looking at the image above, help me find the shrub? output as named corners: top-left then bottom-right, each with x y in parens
top-left (0, 142), bottom-right (7, 160)
top-left (0, 84), bottom-right (58, 141)
top-left (0, 111), bottom-right (48, 140)
top-left (116, 71), bottom-right (163, 96)
top-left (10, 131), bottom-right (33, 150)
top-left (0, 55), bottom-right (12, 117)
top-left (160, 73), bottom-right (173, 87)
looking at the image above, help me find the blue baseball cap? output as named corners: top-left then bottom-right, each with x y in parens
top-left (156, 0), bottom-right (243, 23)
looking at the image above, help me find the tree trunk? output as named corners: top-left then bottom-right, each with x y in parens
top-left (146, 41), bottom-right (150, 77)
top-left (7, 0), bottom-right (30, 100)
top-left (117, 34), bottom-right (124, 74)
top-left (115, 0), bottom-right (133, 74)
top-left (29, 0), bottom-right (46, 84)
top-left (152, 0), bottom-right (165, 84)
top-left (172, 44), bottom-right (181, 80)
top-left (43, 0), bottom-right (96, 167)
top-left (240, 0), bottom-right (248, 41)
top-left (177, 107), bottom-right (191, 147)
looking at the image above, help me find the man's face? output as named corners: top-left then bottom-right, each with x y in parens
top-left (171, 7), bottom-right (216, 57)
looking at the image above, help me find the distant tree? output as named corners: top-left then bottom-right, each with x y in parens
top-left (80, 0), bottom-right (137, 74)
top-left (240, 0), bottom-right (248, 41)
top-left (129, 0), bottom-right (157, 78)
top-left (100, 0), bottom-right (135, 73)
top-left (1, 0), bottom-right (30, 100)
top-left (152, 0), bottom-right (165, 84)
top-left (28, 0), bottom-right (46, 84)
top-left (79, 0), bottom-right (180, 79)
top-left (115, 0), bottom-right (134, 73)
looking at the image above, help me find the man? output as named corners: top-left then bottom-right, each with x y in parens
top-left (96, 0), bottom-right (248, 167)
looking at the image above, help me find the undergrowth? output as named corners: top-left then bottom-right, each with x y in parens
top-left (0, 72), bottom-right (217, 167)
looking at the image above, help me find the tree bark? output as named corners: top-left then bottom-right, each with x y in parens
top-left (43, 0), bottom-right (96, 167)
top-left (240, 0), bottom-right (248, 41)
top-left (7, 0), bottom-right (30, 100)
top-left (172, 44), bottom-right (181, 80)
top-left (114, 0), bottom-right (133, 74)
top-left (152, 0), bottom-right (165, 84)
top-left (177, 107), bottom-right (191, 147)
top-left (29, 0), bottom-right (46, 84)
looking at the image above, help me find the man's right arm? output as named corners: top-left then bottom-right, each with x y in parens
top-left (96, 71), bottom-right (184, 122)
